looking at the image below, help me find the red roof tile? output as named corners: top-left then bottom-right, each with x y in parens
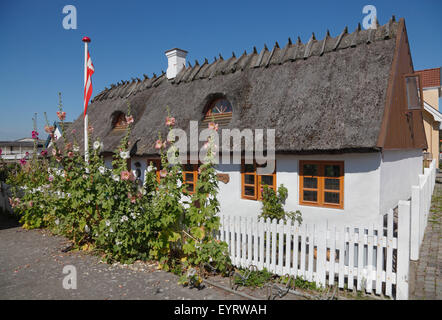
top-left (415, 67), bottom-right (441, 88)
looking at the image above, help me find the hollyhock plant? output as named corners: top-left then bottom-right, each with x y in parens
top-left (155, 139), bottom-right (166, 150)
top-left (41, 150), bottom-right (48, 157)
top-left (31, 131), bottom-right (39, 139)
top-left (19, 158), bottom-right (26, 166)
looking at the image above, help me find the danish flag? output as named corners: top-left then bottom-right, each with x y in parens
top-left (84, 50), bottom-right (95, 117)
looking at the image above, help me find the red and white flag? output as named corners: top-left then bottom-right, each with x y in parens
top-left (83, 50), bottom-right (95, 117)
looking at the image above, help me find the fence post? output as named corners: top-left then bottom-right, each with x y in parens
top-left (410, 185), bottom-right (420, 260)
top-left (397, 200), bottom-right (411, 300)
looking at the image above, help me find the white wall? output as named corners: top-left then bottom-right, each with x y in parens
top-left (379, 149), bottom-right (422, 216)
top-left (217, 153), bottom-right (382, 227)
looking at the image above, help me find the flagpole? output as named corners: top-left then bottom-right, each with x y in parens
top-left (82, 36), bottom-right (91, 162)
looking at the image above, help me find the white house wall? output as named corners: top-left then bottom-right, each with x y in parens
top-left (379, 149), bottom-right (422, 216)
top-left (217, 153), bottom-right (382, 227)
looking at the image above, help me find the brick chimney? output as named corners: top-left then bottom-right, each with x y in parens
top-left (165, 48), bottom-right (188, 79)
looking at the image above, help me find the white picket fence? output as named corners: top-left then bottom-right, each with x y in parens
top-left (410, 159), bottom-right (437, 260)
top-left (217, 160), bottom-right (437, 300)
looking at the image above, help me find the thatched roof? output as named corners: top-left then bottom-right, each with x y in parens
top-left (68, 17), bottom-right (401, 156)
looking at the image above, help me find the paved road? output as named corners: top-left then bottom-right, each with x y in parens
top-left (0, 214), bottom-right (239, 300)
top-left (409, 172), bottom-right (442, 300)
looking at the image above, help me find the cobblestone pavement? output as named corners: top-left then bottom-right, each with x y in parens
top-left (0, 214), bottom-right (240, 300)
top-left (409, 172), bottom-right (442, 300)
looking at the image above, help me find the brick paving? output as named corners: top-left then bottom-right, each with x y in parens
top-left (409, 171), bottom-right (442, 300)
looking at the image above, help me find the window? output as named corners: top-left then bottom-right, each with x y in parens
top-left (299, 161), bottom-right (344, 209)
top-left (112, 112), bottom-right (128, 131)
top-left (202, 98), bottom-right (233, 127)
top-left (241, 160), bottom-right (276, 200)
top-left (404, 74), bottom-right (423, 110)
top-left (182, 164), bottom-right (198, 194)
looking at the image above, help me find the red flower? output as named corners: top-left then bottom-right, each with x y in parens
top-left (41, 150), bottom-right (48, 156)
top-left (0, 148), bottom-right (2, 156)
top-left (19, 158), bottom-right (27, 166)
top-left (57, 111), bottom-right (66, 121)
top-left (31, 131), bottom-right (39, 139)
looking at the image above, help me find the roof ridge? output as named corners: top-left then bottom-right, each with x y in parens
top-left (92, 16), bottom-right (400, 103)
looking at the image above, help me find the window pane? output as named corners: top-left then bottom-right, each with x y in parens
top-left (186, 183), bottom-right (194, 192)
top-left (303, 164), bottom-right (318, 176)
top-left (324, 192), bottom-right (340, 204)
top-left (303, 190), bottom-right (317, 202)
top-left (324, 178), bottom-right (340, 190)
top-left (244, 186), bottom-right (255, 197)
top-left (183, 164), bottom-right (194, 171)
top-left (406, 76), bottom-right (421, 110)
top-left (261, 175), bottom-right (274, 186)
top-left (185, 173), bottom-right (194, 182)
top-left (244, 164), bottom-right (255, 173)
top-left (303, 177), bottom-right (317, 189)
top-left (244, 174), bottom-right (255, 185)
top-left (324, 165), bottom-right (341, 177)
top-left (210, 99), bottom-right (233, 114)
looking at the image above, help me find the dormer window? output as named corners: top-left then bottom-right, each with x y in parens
top-left (202, 98), bottom-right (233, 127)
top-left (112, 112), bottom-right (128, 132)
top-left (405, 74), bottom-right (423, 110)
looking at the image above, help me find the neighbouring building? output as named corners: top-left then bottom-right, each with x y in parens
top-left (0, 138), bottom-right (44, 163)
top-left (415, 67), bottom-right (441, 162)
top-left (66, 17), bottom-right (428, 226)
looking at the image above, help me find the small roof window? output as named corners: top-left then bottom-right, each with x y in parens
top-left (202, 98), bottom-right (233, 127)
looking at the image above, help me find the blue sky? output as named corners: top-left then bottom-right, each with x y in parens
top-left (0, 0), bottom-right (441, 140)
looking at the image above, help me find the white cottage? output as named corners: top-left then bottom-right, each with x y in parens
top-left (69, 17), bottom-right (427, 227)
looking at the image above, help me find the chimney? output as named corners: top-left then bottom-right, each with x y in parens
top-left (165, 48), bottom-right (188, 79)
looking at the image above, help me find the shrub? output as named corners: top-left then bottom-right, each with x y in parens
top-left (259, 184), bottom-right (302, 224)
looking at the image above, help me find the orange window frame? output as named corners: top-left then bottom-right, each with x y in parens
top-left (147, 158), bottom-right (161, 183)
top-left (182, 164), bottom-right (198, 195)
top-left (299, 161), bottom-right (344, 209)
top-left (241, 160), bottom-right (276, 201)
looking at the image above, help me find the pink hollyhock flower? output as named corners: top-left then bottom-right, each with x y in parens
top-left (44, 125), bottom-right (54, 133)
top-left (67, 152), bottom-right (74, 158)
top-left (41, 150), bottom-right (48, 156)
top-left (48, 175), bottom-right (54, 182)
top-left (165, 117), bottom-right (176, 126)
top-left (56, 111), bottom-right (66, 121)
top-left (19, 158), bottom-right (27, 165)
top-left (0, 148), bottom-right (2, 156)
top-left (120, 170), bottom-right (131, 181)
top-left (208, 122), bottom-right (218, 132)
top-left (71, 129), bottom-right (76, 134)
top-left (25, 152), bottom-right (29, 157)
top-left (128, 193), bottom-right (137, 203)
top-left (125, 115), bottom-right (134, 124)
top-left (28, 201), bottom-right (33, 208)
top-left (159, 169), bottom-right (168, 178)
top-left (155, 140), bottom-right (165, 150)
top-left (31, 130), bottom-right (39, 139)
